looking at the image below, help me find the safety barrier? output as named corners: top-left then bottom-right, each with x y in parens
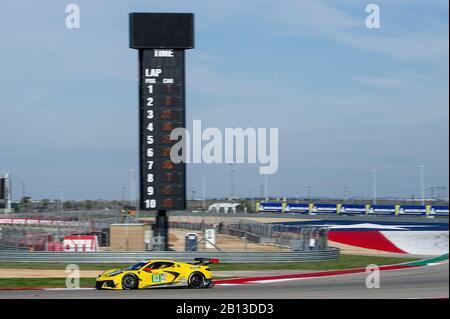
top-left (0, 248), bottom-right (340, 263)
top-left (170, 221), bottom-right (329, 251)
top-left (258, 203), bottom-right (449, 217)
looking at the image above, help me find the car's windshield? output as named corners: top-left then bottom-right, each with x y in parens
top-left (124, 262), bottom-right (147, 271)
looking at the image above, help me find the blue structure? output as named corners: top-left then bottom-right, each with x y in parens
top-left (285, 203), bottom-right (309, 214)
top-left (430, 206), bottom-right (450, 217)
top-left (312, 204), bottom-right (338, 215)
top-left (398, 205), bottom-right (427, 216)
top-left (258, 203), bottom-right (283, 213)
top-left (257, 201), bottom-right (449, 218)
top-left (340, 204), bottom-right (366, 215)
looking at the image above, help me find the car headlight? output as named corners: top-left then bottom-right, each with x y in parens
top-left (107, 270), bottom-right (123, 277)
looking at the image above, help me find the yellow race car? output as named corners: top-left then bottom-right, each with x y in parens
top-left (95, 258), bottom-right (218, 290)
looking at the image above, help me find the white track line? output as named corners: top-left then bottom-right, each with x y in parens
top-left (44, 288), bottom-right (96, 291)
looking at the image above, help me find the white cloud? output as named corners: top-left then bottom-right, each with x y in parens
top-left (336, 32), bottom-right (449, 66)
top-left (353, 75), bottom-right (405, 89)
top-left (353, 69), bottom-right (449, 92)
top-left (175, 0), bottom-right (449, 66)
top-left (353, 71), bottom-right (414, 89)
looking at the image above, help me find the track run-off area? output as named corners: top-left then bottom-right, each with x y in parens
top-left (0, 256), bottom-right (447, 299)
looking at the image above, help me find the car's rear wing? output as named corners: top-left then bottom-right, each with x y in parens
top-left (194, 258), bottom-right (220, 265)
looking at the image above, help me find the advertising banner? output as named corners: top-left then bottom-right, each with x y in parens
top-left (398, 205), bottom-right (427, 216)
top-left (340, 204), bottom-right (367, 215)
top-left (0, 218), bottom-right (85, 227)
top-left (0, 219), bottom-right (13, 225)
top-left (285, 203), bottom-right (310, 214)
top-left (258, 203), bottom-right (283, 213)
top-left (429, 206), bottom-right (449, 217)
top-left (369, 205), bottom-right (396, 216)
top-left (63, 235), bottom-right (99, 252)
top-left (312, 204), bottom-right (338, 215)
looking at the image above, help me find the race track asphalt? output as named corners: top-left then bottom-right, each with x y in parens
top-left (0, 263), bottom-right (447, 299)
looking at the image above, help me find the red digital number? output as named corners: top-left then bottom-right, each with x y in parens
top-left (162, 199), bottom-right (174, 208)
top-left (162, 186), bottom-right (173, 195)
top-left (160, 109), bottom-right (173, 119)
top-left (162, 160), bottom-right (174, 170)
top-left (162, 123), bottom-right (174, 132)
top-left (164, 173), bottom-right (174, 182)
top-left (161, 135), bottom-right (172, 144)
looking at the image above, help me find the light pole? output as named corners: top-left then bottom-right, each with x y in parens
top-left (129, 170), bottom-right (136, 208)
top-left (202, 174), bottom-right (206, 211)
top-left (58, 188), bottom-right (64, 212)
top-left (307, 185), bottom-right (312, 202)
top-left (343, 186), bottom-right (349, 201)
top-left (420, 165), bottom-right (425, 205)
top-left (372, 169), bottom-right (377, 205)
top-left (121, 186), bottom-right (126, 202)
top-left (229, 164), bottom-right (235, 199)
top-left (22, 181), bottom-right (26, 200)
top-left (129, 169), bottom-right (140, 220)
top-left (264, 175), bottom-right (269, 202)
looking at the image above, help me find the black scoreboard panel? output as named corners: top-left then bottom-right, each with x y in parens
top-left (130, 13), bottom-right (194, 49)
top-left (139, 49), bottom-right (186, 211)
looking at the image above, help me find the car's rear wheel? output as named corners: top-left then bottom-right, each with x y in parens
top-left (188, 272), bottom-right (205, 289)
top-left (204, 280), bottom-right (214, 289)
top-left (122, 274), bottom-right (138, 290)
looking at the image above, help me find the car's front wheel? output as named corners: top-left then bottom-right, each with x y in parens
top-left (188, 272), bottom-right (205, 289)
top-left (121, 274), bottom-right (138, 290)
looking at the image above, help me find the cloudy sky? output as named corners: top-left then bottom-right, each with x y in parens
top-left (0, 0), bottom-right (448, 201)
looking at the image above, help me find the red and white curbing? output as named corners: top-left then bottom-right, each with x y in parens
top-left (329, 230), bottom-right (449, 255)
top-left (213, 264), bottom-right (419, 286)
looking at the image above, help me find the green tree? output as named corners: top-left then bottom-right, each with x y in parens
top-left (63, 201), bottom-right (73, 210)
top-left (85, 200), bottom-right (93, 210)
top-left (40, 199), bottom-right (50, 210)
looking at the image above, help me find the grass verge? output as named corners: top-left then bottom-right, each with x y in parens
top-left (0, 278), bottom-right (94, 289)
top-left (0, 255), bottom-right (418, 272)
top-left (0, 277), bottom-right (236, 289)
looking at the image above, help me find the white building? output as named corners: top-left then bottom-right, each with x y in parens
top-left (208, 203), bottom-right (240, 214)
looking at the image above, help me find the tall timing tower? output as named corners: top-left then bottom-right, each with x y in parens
top-left (129, 13), bottom-right (194, 250)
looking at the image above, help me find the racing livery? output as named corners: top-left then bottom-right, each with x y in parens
top-left (96, 258), bottom-right (218, 290)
